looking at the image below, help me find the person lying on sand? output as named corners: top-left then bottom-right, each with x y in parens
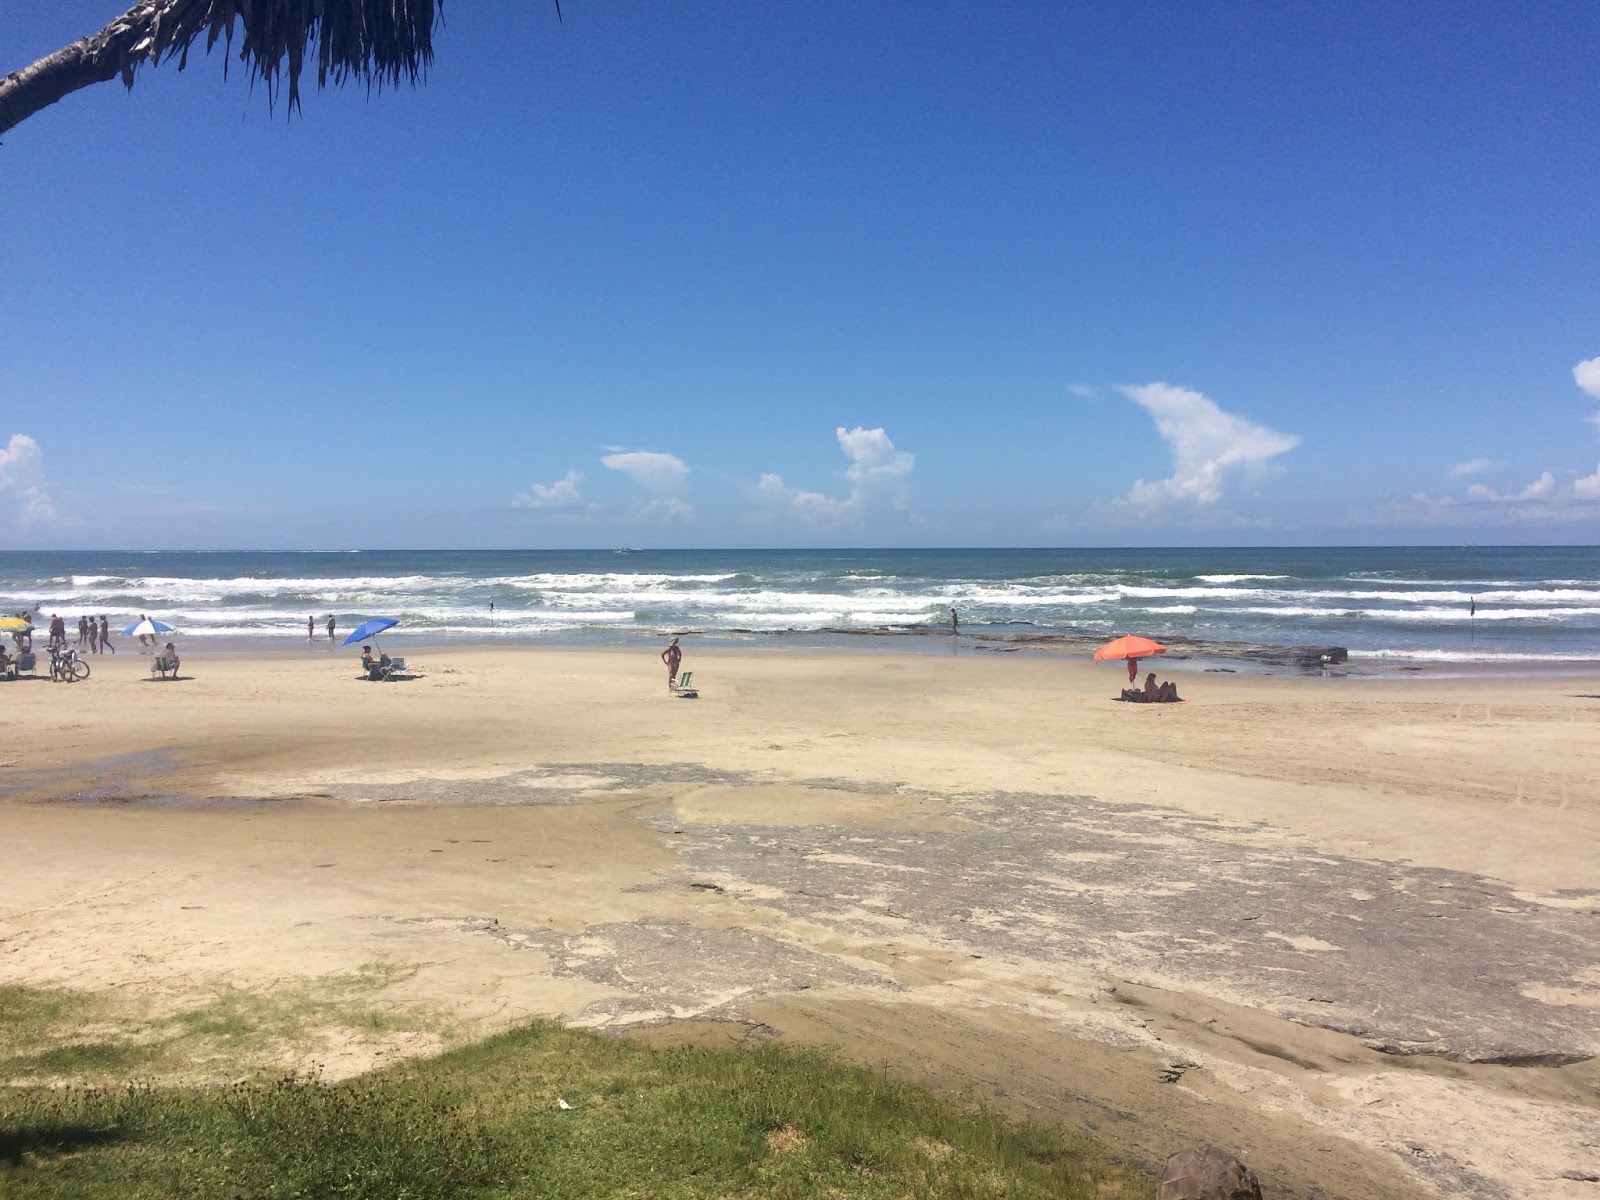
top-left (1118, 676), bottom-right (1182, 703)
top-left (1144, 672), bottom-right (1180, 702)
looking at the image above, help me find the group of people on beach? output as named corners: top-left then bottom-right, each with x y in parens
top-left (308, 614), bottom-right (337, 640)
top-left (72, 614), bottom-right (115, 653)
top-left (25, 613), bottom-right (117, 654)
top-left (1121, 671), bottom-right (1181, 703)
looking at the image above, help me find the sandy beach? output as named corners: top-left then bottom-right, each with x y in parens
top-left (3, 643), bottom-right (1598, 1198)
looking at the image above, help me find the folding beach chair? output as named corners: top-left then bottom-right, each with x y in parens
top-left (672, 670), bottom-right (698, 698)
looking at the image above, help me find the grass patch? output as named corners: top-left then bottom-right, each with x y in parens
top-left (1, 1021), bottom-right (1154, 1198)
top-left (0, 964), bottom-right (449, 1086)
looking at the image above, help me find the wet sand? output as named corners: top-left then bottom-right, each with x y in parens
top-left (2, 645), bottom-right (1598, 1197)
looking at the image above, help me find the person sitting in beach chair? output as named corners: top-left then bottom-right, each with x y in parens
top-left (152, 642), bottom-right (180, 680)
top-left (359, 645), bottom-right (394, 681)
top-left (0, 646), bottom-right (11, 679)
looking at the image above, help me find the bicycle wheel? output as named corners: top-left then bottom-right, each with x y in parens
top-left (70, 658), bottom-right (90, 681)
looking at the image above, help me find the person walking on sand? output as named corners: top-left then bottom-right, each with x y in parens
top-left (99, 616), bottom-right (114, 654)
top-left (950, 607), bottom-right (958, 634)
top-left (661, 635), bottom-right (682, 691)
top-left (326, 614), bottom-right (336, 641)
top-left (85, 618), bottom-right (98, 654)
top-left (137, 614), bottom-right (152, 647)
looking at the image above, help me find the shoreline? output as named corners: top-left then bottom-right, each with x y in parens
top-left (47, 623), bottom-right (1600, 680)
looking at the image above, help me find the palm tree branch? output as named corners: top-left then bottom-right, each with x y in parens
top-left (1, 0), bottom-right (440, 137)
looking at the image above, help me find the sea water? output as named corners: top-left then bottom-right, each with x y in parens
top-left (1, 547), bottom-right (1597, 666)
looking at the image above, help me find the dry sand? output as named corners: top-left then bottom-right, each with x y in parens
top-left (2, 644), bottom-right (1598, 1197)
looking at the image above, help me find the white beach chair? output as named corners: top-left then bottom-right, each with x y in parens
top-left (672, 670), bottom-right (698, 698)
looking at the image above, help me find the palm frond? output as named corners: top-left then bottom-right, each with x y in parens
top-left (2, 0), bottom-right (441, 136)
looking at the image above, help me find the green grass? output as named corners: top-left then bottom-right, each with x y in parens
top-left (0, 964), bottom-right (448, 1086)
top-left (1, 1022), bottom-right (1154, 1199)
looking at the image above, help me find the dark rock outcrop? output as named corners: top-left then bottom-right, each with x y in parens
top-left (1157, 1144), bottom-right (1263, 1200)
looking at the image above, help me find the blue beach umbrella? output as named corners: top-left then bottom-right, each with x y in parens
top-left (123, 617), bottom-right (175, 638)
top-left (343, 618), bottom-right (399, 647)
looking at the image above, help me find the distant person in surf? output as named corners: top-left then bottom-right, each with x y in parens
top-left (950, 607), bottom-right (958, 634)
top-left (661, 636), bottom-right (682, 691)
top-left (308, 614), bottom-right (315, 640)
top-left (326, 614), bottom-right (336, 641)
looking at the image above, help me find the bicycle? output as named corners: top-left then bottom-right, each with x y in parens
top-left (50, 647), bottom-right (90, 682)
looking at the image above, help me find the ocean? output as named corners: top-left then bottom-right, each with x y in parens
top-left (2, 547), bottom-right (1598, 669)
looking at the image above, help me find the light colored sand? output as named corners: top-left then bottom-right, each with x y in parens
top-left (3, 645), bottom-right (1598, 1198)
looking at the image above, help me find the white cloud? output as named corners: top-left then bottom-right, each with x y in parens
top-left (759, 427), bottom-right (915, 522)
top-left (1116, 383), bottom-right (1299, 506)
top-left (512, 470), bottom-right (584, 510)
top-left (1465, 470), bottom-right (1559, 503)
top-left (1448, 458), bottom-right (1498, 478)
top-left (1574, 357), bottom-right (1600, 401)
top-left (1573, 465), bottom-right (1600, 500)
top-left (837, 426), bottom-right (914, 484)
top-left (0, 433), bottom-right (56, 523)
top-left (1066, 384), bottom-right (1098, 399)
top-left (642, 497), bottom-right (694, 520)
top-left (601, 450), bottom-right (689, 493)
top-left (1516, 470), bottom-right (1556, 500)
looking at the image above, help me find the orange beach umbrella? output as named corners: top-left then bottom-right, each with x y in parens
top-left (1093, 635), bottom-right (1167, 685)
top-left (1093, 635), bottom-right (1167, 662)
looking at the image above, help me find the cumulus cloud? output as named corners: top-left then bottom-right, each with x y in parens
top-left (1574, 465), bottom-right (1600, 501)
top-left (642, 497), bottom-right (694, 520)
top-left (1117, 383), bottom-right (1299, 506)
top-left (1449, 458), bottom-right (1499, 478)
top-left (759, 427), bottom-right (915, 522)
top-left (1466, 470), bottom-right (1559, 503)
top-left (1575, 357), bottom-right (1600, 401)
top-left (512, 470), bottom-right (584, 510)
top-left (1517, 470), bottom-right (1556, 500)
top-left (837, 426), bottom-right (914, 484)
top-left (0, 433), bottom-right (56, 523)
top-left (601, 450), bottom-right (689, 493)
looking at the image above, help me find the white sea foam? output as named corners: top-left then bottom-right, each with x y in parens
top-left (1355, 648), bottom-right (1600, 663)
top-left (1194, 573), bottom-right (1290, 583)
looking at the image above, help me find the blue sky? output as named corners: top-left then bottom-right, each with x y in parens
top-left (3, 1), bottom-right (1598, 549)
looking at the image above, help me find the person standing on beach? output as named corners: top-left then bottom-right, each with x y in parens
top-left (661, 635), bottom-right (682, 691)
top-left (77, 615), bottom-right (89, 645)
top-left (307, 614), bottom-right (315, 640)
top-left (326, 614), bottom-right (336, 641)
top-left (99, 616), bottom-right (114, 653)
top-left (48, 614), bottom-right (66, 650)
top-left (85, 618), bottom-right (98, 654)
top-left (950, 607), bottom-right (958, 634)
